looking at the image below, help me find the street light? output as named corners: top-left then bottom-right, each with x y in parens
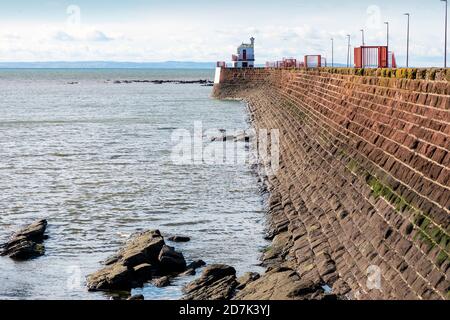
top-left (384, 22), bottom-right (389, 67)
top-left (442, 0), bottom-right (448, 68)
top-left (331, 38), bottom-right (334, 67)
top-left (347, 34), bottom-right (351, 68)
top-left (360, 29), bottom-right (365, 46)
top-left (404, 13), bottom-right (410, 68)
top-left (384, 22), bottom-right (389, 48)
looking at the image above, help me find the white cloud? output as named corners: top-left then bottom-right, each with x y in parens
top-left (53, 31), bottom-right (75, 41)
top-left (0, 2), bottom-right (446, 68)
top-left (52, 28), bottom-right (114, 42)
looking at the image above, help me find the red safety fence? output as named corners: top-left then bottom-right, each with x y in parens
top-left (354, 46), bottom-right (396, 68)
top-left (304, 55), bottom-right (326, 68)
top-left (265, 58), bottom-right (305, 68)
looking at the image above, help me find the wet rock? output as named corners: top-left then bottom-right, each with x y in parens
top-left (113, 79), bottom-right (213, 86)
top-left (87, 230), bottom-right (195, 292)
top-left (210, 135), bottom-right (236, 142)
top-left (120, 230), bottom-right (165, 265)
top-left (183, 264), bottom-right (237, 300)
top-left (133, 263), bottom-right (155, 280)
top-left (153, 276), bottom-right (171, 288)
top-left (87, 230), bottom-right (165, 291)
top-left (234, 267), bottom-right (341, 300)
top-left (209, 130), bottom-right (251, 143)
top-left (180, 269), bottom-right (196, 277)
top-left (2, 241), bottom-right (45, 260)
top-left (262, 232), bottom-right (291, 268)
top-left (1, 219), bottom-right (48, 260)
top-left (187, 260), bottom-right (206, 270)
top-left (180, 260), bottom-right (207, 277)
top-left (234, 132), bottom-right (251, 142)
top-left (103, 255), bottom-right (120, 266)
top-left (234, 268), bottom-right (312, 300)
top-left (158, 245), bottom-right (187, 272)
top-left (168, 236), bottom-right (191, 243)
top-left (87, 264), bottom-right (134, 291)
top-left (128, 294), bottom-right (145, 300)
top-left (236, 272), bottom-right (260, 290)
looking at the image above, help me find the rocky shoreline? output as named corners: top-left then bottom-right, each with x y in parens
top-left (0, 110), bottom-right (340, 300)
top-left (86, 230), bottom-right (206, 294)
top-left (180, 169), bottom-right (342, 301)
top-left (0, 89), bottom-right (342, 300)
top-left (109, 79), bottom-right (214, 86)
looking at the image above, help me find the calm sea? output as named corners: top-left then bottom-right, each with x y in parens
top-left (0, 69), bottom-right (268, 300)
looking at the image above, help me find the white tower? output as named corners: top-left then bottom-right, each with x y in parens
top-left (232, 37), bottom-right (255, 68)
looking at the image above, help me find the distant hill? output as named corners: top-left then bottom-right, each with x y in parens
top-left (0, 61), bottom-right (218, 69)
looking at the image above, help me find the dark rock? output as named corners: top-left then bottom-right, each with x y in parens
top-left (127, 294), bottom-right (144, 300)
top-left (235, 268), bottom-right (320, 300)
top-left (210, 135), bottom-right (236, 142)
top-left (158, 245), bottom-right (187, 272)
top-left (168, 236), bottom-right (191, 243)
top-left (236, 272), bottom-right (260, 290)
top-left (1, 219), bottom-right (48, 260)
top-left (87, 264), bottom-right (134, 291)
top-left (13, 219), bottom-right (47, 242)
top-left (153, 276), bottom-right (171, 288)
top-left (180, 268), bottom-right (196, 277)
top-left (3, 241), bottom-right (45, 260)
top-left (87, 230), bottom-right (197, 293)
top-left (183, 264), bottom-right (237, 300)
top-left (113, 79), bottom-right (213, 86)
top-left (119, 230), bottom-right (165, 266)
top-left (234, 132), bottom-right (251, 142)
top-left (87, 230), bottom-right (165, 291)
top-left (133, 263), bottom-right (155, 280)
top-left (187, 260), bottom-right (206, 270)
top-left (103, 255), bottom-right (120, 266)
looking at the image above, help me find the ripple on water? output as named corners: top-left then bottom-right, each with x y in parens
top-left (0, 69), bottom-right (269, 300)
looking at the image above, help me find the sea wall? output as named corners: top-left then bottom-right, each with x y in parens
top-left (213, 67), bottom-right (450, 300)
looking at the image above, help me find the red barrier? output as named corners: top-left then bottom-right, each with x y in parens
top-left (304, 55), bottom-right (326, 68)
top-left (354, 46), bottom-right (396, 68)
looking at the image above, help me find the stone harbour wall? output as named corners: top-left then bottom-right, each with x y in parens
top-left (213, 67), bottom-right (450, 300)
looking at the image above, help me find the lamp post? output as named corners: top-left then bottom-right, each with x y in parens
top-left (360, 29), bottom-right (365, 46)
top-left (347, 34), bottom-right (351, 68)
top-left (443, 0), bottom-right (448, 68)
top-left (404, 13), bottom-right (410, 68)
top-left (331, 38), bottom-right (334, 67)
top-left (384, 22), bottom-right (389, 67)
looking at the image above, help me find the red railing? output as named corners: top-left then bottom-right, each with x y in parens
top-left (265, 58), bottom-right (305, 68)
top-left (304, 55), bottom-right (326, 68)
top-left (354, 46), bottom-right (396, 68)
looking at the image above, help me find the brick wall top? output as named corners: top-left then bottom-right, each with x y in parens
top-left (221, 67), bottom-right (449, 82)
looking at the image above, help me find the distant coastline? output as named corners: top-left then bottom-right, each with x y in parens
top-left (0, 61), bottom-right (217, 69)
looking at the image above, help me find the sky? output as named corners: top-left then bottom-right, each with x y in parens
top-left (0, 0), bottom-right (448, 67)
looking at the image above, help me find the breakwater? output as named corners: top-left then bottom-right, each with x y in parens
top-left (213, 67), bottom-right (449, 300)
